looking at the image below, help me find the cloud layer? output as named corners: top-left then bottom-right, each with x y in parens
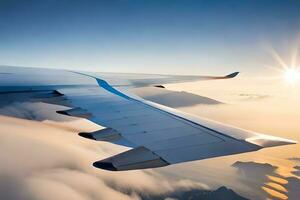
top-left (0, 102), bottom-right (208, 200)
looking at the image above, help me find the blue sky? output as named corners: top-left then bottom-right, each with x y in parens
top-left (0, 0), bottom-right (300, 75)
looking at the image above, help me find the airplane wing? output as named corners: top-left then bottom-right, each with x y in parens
top-left (0, 66), bottom-right (296, 171)
top-left (123, 71), bottom-right (240, 87)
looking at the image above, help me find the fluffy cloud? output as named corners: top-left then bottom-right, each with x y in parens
top-left (0, 102), bottom-right (208, 200)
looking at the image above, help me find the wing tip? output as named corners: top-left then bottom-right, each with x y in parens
top-left (246, 135), bottom-right (297, 148)
top-left (225, 72), bottom-right (239, 78)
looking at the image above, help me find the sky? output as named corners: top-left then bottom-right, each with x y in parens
top-left (0, 0), bottom-right (300, 75)
top-left (0, 2), bottom-right (300, 199)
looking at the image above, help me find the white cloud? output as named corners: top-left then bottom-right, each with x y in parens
top-left (0, 102), bottom-right (208, 200)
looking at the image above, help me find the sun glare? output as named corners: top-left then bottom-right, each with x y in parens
top-left (267, 46), bottom-right (300, 86)
top-left (284, 68), bottom-right (300, 83)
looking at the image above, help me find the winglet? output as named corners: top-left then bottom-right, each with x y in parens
top-left (225, 72), bottom-right (239, 78)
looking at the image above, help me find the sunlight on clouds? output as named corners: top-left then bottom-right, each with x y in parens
top-left (267, 176), bottom-right (288, 185)
top-left (265, 182), bottom-right (287, 193)
top-left (262, 186), bottom-right (288, 200)
top-left (0, 103), bottom-right (210, 200)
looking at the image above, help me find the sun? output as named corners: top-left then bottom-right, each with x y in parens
top-left (267, 46), bottom-right (300, 86)
top-left (284, 68), bottom-right (300, 83)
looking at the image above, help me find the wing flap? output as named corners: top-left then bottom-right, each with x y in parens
top-left (79, 128), bottom-right (122, 141)
top-left (93, 146), bottom-right (169, 171)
